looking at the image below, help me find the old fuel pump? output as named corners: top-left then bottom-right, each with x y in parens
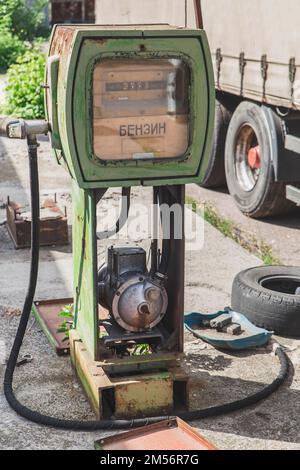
top-left (43, 25), bottom-right (215, 419)
top-left (1, 23), bottom-right (289, 433)
top-left (46, 26), bottom-right (214, 417)
top-left (1, 24), bottom-right (215, 422)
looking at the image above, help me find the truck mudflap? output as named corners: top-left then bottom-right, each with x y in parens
top-left (262, 106), bottom-right (300, 183)
top-left (286, 185), bottom-right (300, 205)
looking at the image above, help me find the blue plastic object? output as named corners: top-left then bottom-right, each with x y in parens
top-left (184, 309), bottom-right (273, 351)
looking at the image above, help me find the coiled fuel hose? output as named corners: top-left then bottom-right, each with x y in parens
top-left (3, 136), bottom-right (289, 431)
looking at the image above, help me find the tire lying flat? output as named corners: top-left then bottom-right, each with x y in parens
top-left (232, 266), bottom-right (300, 337)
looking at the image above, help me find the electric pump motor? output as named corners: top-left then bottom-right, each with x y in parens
top-left (98, 247), bottom-right (168, 332)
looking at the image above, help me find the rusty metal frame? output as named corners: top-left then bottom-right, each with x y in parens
top-left (94, 417), bottom-right (217, 450)
top-left (70, 329), bottom-right (189, 420)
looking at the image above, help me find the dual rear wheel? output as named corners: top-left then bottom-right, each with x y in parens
top-left (202, 100), bottom-right (293, 218)
top-left (204, 102), bottom-right (300, 335)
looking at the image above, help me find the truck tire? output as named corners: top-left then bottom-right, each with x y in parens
top-left (232, 266), bottom-right (300, 337)
top-left (225, 101), bottom-right (292, 218)
top-left (201, 100), bottom-right (231, 188)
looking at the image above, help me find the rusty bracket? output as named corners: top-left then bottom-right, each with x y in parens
top-left (289, 57), bottom-right (297, 103)
top-left (261, 54), bottom-right (268, 101)
top-left (6, 197), bottom-right (69, 249)
top-left (216, 48), bottom-right (223, 89)
top-left (239, 52), bottom-right (247, 96)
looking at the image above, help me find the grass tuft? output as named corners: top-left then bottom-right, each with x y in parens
top-left (186, 196), bottom-right (281, 266)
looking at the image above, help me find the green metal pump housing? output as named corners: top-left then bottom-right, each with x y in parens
top-left (0, 22), bottom-right (288, 425)
top-left (46, 25), bottom-right (215, 189)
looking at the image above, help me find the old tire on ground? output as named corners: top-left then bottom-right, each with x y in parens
top-left (201, 100), bottom-right (231, 188)
top-left (225, 101), bottom-right (293, 218)
top-left (232, 266), bottom-right (300, 337)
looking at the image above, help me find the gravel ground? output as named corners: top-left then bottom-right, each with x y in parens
top-left (1, 136), bottom-right (300, 450)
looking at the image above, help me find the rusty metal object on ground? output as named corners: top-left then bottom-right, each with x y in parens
top-left (210, 313), bottom-right (233, 330)
top-left (6, 196), bottom-right (69, 249)
top-left (94, 417), bottom-right (217, 450)
top-left (32, 298), bottom-right (72, 356)
top-left (223, 323), bottom-right (242, 336)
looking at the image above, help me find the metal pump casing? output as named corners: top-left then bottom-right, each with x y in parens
top-left (45, 25), bottom-right (215, 189)
top-left (98, 247), bottom-right (168, 332)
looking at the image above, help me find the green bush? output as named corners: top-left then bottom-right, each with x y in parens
top-left (0, 0), bottom-right (48, 42)
top-left (0, 27), bottom-right (26, 70)
top-left (0, 0), bottom-right (49, 71)
top-left (4, 49), bottom-right (46, 119)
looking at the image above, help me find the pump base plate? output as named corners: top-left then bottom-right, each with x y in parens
top-left (32, 298), bottom-right (72, 356)
top-left (69, 329), bottom-right (189, 419)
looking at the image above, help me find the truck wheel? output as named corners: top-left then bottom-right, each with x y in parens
top-left (232, 266), bottom-right (300, 337)
top-left (225, 101), bottom-right (292, 218)
top-left (201, 100), bottom-right (231, 188)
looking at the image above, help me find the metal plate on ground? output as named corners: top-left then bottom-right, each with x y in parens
top-left (32, 298), bottom-right (73, 355)
top-left (94, 418), bottom-right (217, 451)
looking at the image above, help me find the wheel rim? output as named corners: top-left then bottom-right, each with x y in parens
top-left (260, 275), bottom-right (300, 295)
top-left (235, 124), bottom-right (261, 192)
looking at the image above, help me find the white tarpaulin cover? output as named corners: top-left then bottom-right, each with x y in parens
top-left (95, 0), bottom-right (197, 28)
top-left (201, 0), bottom-right (300, 109)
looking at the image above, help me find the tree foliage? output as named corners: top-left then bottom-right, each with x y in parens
top-left (4, 49), bottom-right (46, 118)
top-left (0, 0), bottom-right (48, 42)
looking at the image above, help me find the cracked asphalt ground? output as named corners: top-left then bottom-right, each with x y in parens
top-left (1, 136), bottom-right (300, 449)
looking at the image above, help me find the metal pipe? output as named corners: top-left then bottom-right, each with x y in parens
top-left (0, 118), bottom-right (49, 139)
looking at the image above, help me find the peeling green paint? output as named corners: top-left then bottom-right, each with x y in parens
top-left (47, 26), bottom-right (215, 189)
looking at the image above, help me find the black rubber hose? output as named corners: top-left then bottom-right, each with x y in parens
top-left (3, 139), bottom-right (289, 431)
top-left (97, 187), bottom-right (131, 241)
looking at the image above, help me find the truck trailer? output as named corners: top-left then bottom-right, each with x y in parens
top-left (201, 0), bottom-right (300, 218)
top-left (95, 0), bottom-right (300, 218)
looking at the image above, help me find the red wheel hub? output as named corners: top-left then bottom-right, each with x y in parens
top-left (247, 145), bottom-right (261, 170)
